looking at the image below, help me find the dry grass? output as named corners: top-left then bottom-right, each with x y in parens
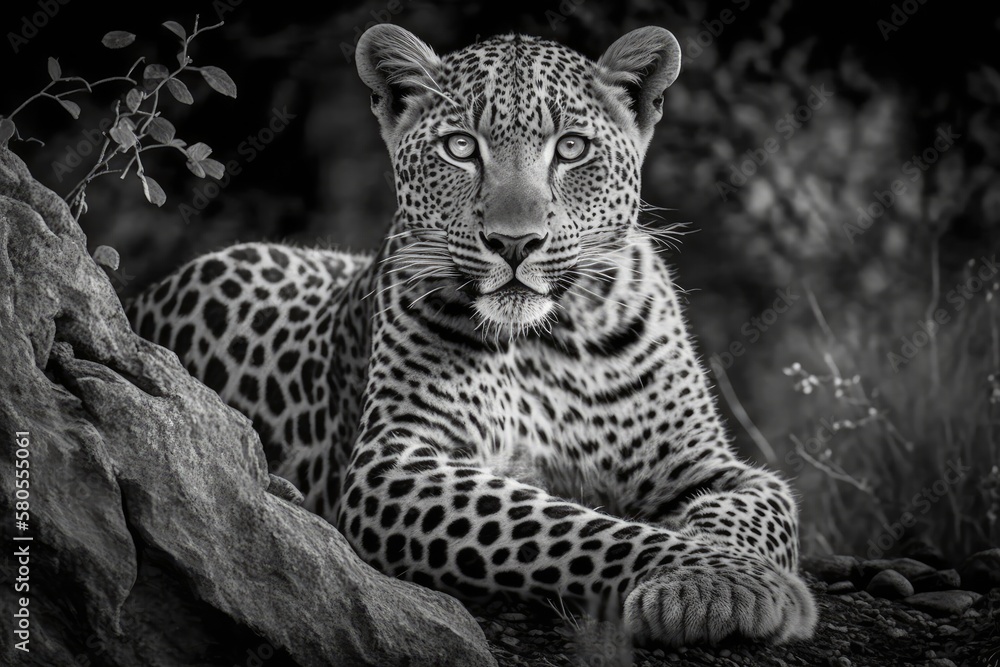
top-left (775, 256), bottom-right (1000, 562)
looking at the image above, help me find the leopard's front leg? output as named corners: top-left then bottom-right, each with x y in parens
top-left (339, 433), bottom-right (812, 647)
top-left (338, 282), bottom-right (813, 647)
top-left (535, 248), bottom-right (817, 645)
top-left (618, 456), bottom-right (818, 645)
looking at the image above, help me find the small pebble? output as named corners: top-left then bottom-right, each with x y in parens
top-left (860, 557), bottom-right (935, 581)
top-left (498, 612), bottom-right (527, 621)
top-left (937, 624), bottom-right (958, 634)
top-left (828, 580), bottom-right (856, 594)
top-left (867, 569), bottom-right (915, 599)
top-left (905, 590), bottom-right (982, 616)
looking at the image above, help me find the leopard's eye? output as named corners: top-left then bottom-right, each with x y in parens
top-left (444, 133), bottom-right (477, 160)
top-left (555, 135), bottom-right (588, 162)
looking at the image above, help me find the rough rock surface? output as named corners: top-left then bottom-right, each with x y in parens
top-left (0, 145), bottom-right (495, 667)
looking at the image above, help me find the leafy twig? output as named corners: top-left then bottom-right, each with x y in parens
top-left (65, 16), bottom-right (235, 218)
top-left (0, 15), bottom-right (236, 220)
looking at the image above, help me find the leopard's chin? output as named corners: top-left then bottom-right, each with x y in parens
top-left (473, 283), bottom-right (555, 338)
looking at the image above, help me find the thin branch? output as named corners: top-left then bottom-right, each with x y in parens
top-left (924, 240), bottom-right (941, 390)
top-left (6, 81), bottom-right (56, 118)
top-left (805, 283), bottom-right (836, 342)
top-left (790, 434), bottom-right (874, 496)
top-left (710, 358), bottom-right (777, 465)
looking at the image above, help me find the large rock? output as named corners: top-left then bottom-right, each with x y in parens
top-left (0, 145), bottom-right (495, 667)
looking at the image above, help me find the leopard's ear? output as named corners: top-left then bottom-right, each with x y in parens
top-left (597, 27), bottom-right (681, 147)
top-left (356, 24), bottom-right (441, 145)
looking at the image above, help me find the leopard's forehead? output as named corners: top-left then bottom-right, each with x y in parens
top-left (436, 34), bottom-right (595, 106)
top-left (410, 34), bottom-right (614, 156)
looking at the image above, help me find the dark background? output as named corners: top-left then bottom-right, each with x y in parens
top-left (3, 0), bottom-right (999, 562)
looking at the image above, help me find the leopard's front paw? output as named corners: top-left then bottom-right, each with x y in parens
top-left (623, 559), bottom-right (816, 647)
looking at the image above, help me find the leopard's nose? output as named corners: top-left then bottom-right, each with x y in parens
top-left (480, 231), bottom-right (547, 270)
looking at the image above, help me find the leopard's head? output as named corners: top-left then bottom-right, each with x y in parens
top-left (357, 26), bottom-right (680, 336)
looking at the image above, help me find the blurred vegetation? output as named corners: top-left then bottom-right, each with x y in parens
top-left (4, 0), bottom-right (999, 561)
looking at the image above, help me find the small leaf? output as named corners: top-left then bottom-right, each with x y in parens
top-left (200, 66), bottom-right (237, 98)
top-left (102, 31), bottom-right (136, 49)
top-left (143, 63), bottom-right (170, 84)
top-left (176, 50), bottom-right (190, 68)
top-left (126, 88), bottom-right (143, 112)
top-left (186, 141), bottom-right (212, 161)
top-left (93, 245), bottom-right (120, 271)
top-left (47, 57), bottom-right (61, 81)
top-left (167, 137), bottom-right (188, 149)
top-left (147, 117), bottom-right (176, 143)
top-left (166, 78), bottom-right (193, 104)
top-left (186, 160), bottom-right (206, 178)
top-left (200, 158), bottom-right (225, 179)
top-left (120, 116), bottom-right (136, 131)
top-left (58, 99), bottom-right (81, 119)
top-left (0, 118), bottom-right (15, 145)
top-left (139, 173), bottom-right (166, 207)
top-left (120, 124), bottom-right (138, 146)
top-left (162, 20), bottom-right (186, 40)
top-left (109, 121), bottom-right (136, 149)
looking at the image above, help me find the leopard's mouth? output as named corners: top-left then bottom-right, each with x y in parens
top-left (472, 279), bottom-right (555, 334)
top-left (489, 278), bottom-right (541, 296)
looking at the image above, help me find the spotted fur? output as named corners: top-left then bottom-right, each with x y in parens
top-left (127, 26), bottom-right (817, 646)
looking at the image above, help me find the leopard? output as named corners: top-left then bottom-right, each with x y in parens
top-left (126, 24), bottom-right (818, 647)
